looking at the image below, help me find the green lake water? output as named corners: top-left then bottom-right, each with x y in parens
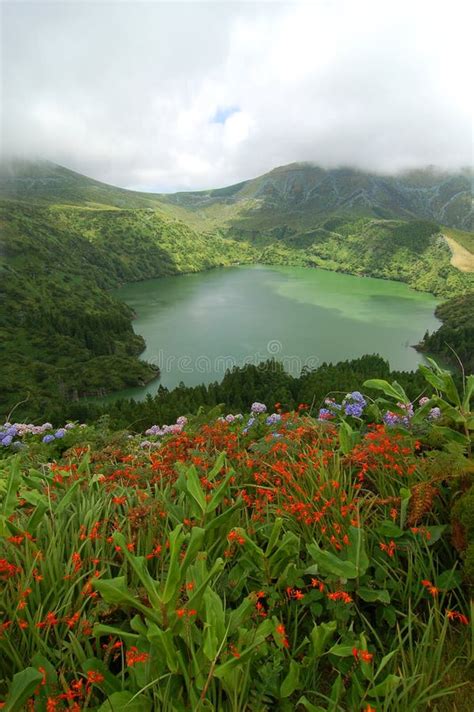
top-left (113, 265), bottom-right (440, 399)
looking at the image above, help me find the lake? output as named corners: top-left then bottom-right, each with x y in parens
top-left (113, 265), bottom-right (440, 399)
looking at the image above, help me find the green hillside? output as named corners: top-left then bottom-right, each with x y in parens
top-left (0, 200), bottom-right (255, 417)
top-left (0, 159), bottom-right (472, 419)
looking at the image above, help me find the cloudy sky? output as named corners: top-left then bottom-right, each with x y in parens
top-left (1, 0), bottom-right (472, 191)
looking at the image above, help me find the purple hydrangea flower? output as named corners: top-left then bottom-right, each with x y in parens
top-left (42, 434), bottom-right (55, 444)
top-left (266, 413), bottom-right (282, 426)
top-left (318, 408), bottom-right (334, 421)
top-left (344, 403), bottom-right (364, 417)
top-left (54, 429), bottom-right (66, 439)
top-left (250, 402), bottom-right (267, 414)
top-left (428, 407), bottom-right (441, 420)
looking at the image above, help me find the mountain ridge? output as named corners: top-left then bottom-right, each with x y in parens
top-left (1, 159), bottom-right (472, 231)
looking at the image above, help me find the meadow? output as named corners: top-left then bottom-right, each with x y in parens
top-left (0, 360), bottom-right (472, 711)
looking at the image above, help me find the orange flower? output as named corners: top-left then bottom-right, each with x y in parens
top-left (421, 580), bottom-right (439, 596)
top-left (327, 591), bottom-right (353, 604)
top-left (126, 646), bottom-right (150, 666)
top-left (446, 610), bottom-right (469, 625)
top-left (87, 670), bottom-right (104, 684)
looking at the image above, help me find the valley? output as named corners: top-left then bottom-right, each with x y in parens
top-left (0, 160), bottom-right (472, 421)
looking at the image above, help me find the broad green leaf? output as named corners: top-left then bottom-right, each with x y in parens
top-left (0, 456), bottom-right (22, 535)
top-left (162, 524), bottom-right (185, 604)
top-left (368, 674), bottom-right (401, 697)
top-left (310, 620), bottom-right (337, 658)
top-left (462, 375), bottom-right (474, 411)
top-left (265, 516), bottom-right (284, 556)
top-left (347, 526), bottom-right (369, 576)
top-left (93, 578), bottom-right (158, 622)
top-left (203, 588), bottom-right (226, 661)
top-left (377, 521), bottom-right (404, 538)
top-left (363, 379), bottom-right (408, 403)
top-left (4, 667), bottom-right (43, 712)
top-left (147, 623), bottom-right (179, 673)
top-left (280, 660), bottom-right (300, 698)
top-left (98, 691), bottom-right (152, 712)
top-left (358, 587), bottom-right (390, 604)
top-left (296, 696), bottom-right (326, 712)
top-left (307, 542), bottom-right (358, 579)
top-left (423, 525), bottom-right (446, 545)
top-left (328, 644), bottom-right (355, 657)
top-left (339, 420), bottom-right (354, 455)
top-left (185, 465), bottom-right (206, 514)
top-left (206, 466), bottom-right (235, 513)
top-left (431, 426), bottom-right (470, 447)
top-left (92, 623), bottom-right (139, 643)
top-left (436, 569), bottom-right (462, 591)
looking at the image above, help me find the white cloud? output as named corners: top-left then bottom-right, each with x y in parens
top-left (1, 0), bottom-right (472, 191)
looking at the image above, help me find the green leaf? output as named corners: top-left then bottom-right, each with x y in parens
top-left (431, 426), bottom-right (470, 447)
top-left (280, 660), bottom-right (300, 698)
top-left (347, 526), bottom-right (369, 577)
top-left (328, 644), bottom-right (355, 657)
top-left (206, 467), bottom-right (235, 513)
top-left (423, 525), bottom-right (447, 545)
top-left (203, 588), bottom-right (226, 661)
top-left (92, 624), bottom-right (139, 644)
top-left (265, 516), bottom-right (284, 556)
top-left (0, 456), bottom-right (22, 536)
top-left (363, 379), bottom-right (408, 403)
top-left (296, 696), bottom-right (326, 712)
top-left (55, 478), bottom-right (83, 515)
top-left (307, 542), bottom-right (358, 579)
top-left (377, 521), bottom-right (404, 538)
top-left (358, 587), bottom-right (390, 604)
top-left (4, 667), bottom-right (44, 712)
top-left (310, 620), bottom-right (337, 658)
top-left (462, 374), bottom-right (474, 411)
top-left (185, 465), bottom-right (206, 514)
top-left (162, 524), bottom-right (185, 604)
top-left (147, 623), bottom-right (179, 673)
top-left (436, 569), bottom-right (462, 591)
top-left (339, 420), bottom-right (355, 455)
top-left (98, 691), bottom-right (152, 712)
top-left (368, 674), bottom-right (401, 697)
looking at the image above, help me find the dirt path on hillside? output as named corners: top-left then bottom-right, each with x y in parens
top-left (443, 235), bottom-right (474, 273)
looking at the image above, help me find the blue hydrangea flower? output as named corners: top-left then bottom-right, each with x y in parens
top-left (318, 408), bottom-right (334, 421)
top-left (54, 428), bottom-right (67, 439)
top-left (1, 435), bottom-right (13, 447)
top-left (42, 434), bottom-right (55, 444)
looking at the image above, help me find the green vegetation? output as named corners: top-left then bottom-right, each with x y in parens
top-left (257, 218), bottom-right (473, 298)
top-left (0, 201), bottom-right (255, 417)
top-left (0, 160), bottom-right (472, 419)
top-left (0, 360), bottom-right (472, 710)
top-left (417, 293), bottom-right (474, 372)
top-left (57, 356), bottom-right (427, 433)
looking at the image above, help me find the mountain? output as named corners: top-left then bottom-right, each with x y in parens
top-left (160, 162), bottom-right (473, 233)
top-left (1, 160), bottom-right (472, 230)
top-left (0, 159), bottom-right (472, 420)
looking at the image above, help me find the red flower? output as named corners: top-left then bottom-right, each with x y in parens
top-left (126, 646), bottom-right (150, 666)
